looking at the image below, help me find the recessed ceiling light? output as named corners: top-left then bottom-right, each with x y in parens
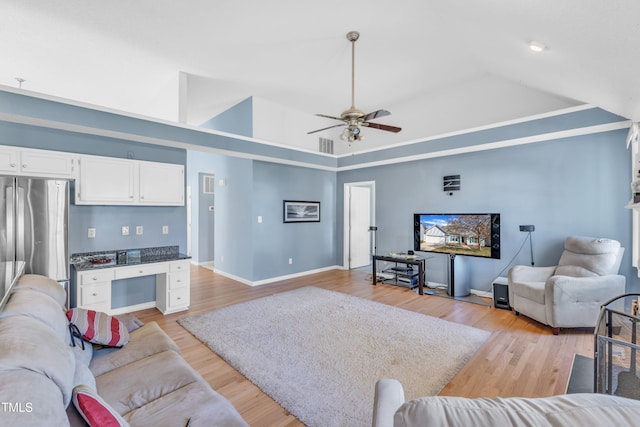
top-left (529, 40), bottom-right (547, 52)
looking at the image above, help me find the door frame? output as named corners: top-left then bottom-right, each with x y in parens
top-left (343, 180), bottom-right (375, 269)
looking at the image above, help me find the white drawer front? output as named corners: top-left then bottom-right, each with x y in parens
top-left (169, 271), bottom-right (189, 290)
top-left (114, 263), bottom-right (168, 280)
top-left (80, 283), bottom-right (109, 306)
top-left (79, 270), bottom-right (114, 285)
top-left (170, 260), bottom-right (190, 273)
top-left (169, 287), bottom-right (189, 308)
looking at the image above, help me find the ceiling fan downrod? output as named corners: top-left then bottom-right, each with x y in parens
top-left (347, 31), bottom-right (359, 110)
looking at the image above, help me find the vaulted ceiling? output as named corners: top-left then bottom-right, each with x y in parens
top-left (2, 1), bottom-right (637, 154)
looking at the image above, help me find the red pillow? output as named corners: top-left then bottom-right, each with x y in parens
top-left (72, 384), bottom-right (129, 427)
top-left (67, 308), bottom-right (129, 347)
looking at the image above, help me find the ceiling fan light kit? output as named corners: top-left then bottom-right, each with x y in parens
top-left (308, 30), bottom-right (401, 143)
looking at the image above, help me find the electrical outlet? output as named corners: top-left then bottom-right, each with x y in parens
top-left (122, 226), bottom-right (129, 236)
top-left (162, 225), bottom-right (169, 235)
top-left (289, 258), bottom-right (293, 265)
top-left (87, 228), bottom-right (96, 238)
top-left (136, 226), bottom-right (143, 235)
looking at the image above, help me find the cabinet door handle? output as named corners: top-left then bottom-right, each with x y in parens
top-left (177, 297), bottom-right (181, 300)
top-left (9, 163), bottom-right (15, 167)
top-left (92, 277), bottom-right (98, 281)
top-left (176, 279), bottom-right (181, 283)
top-left (22, 164), bottom-right (27, 168)
top-left (92, 293), bottom-right (97, 297)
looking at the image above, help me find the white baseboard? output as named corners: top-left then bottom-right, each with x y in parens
top-left (109, 301), bottom-right (156, 316)
top-left (470, 289), bottom-right (493, 299)
top-left (213, 265), bottom-right (342, 287)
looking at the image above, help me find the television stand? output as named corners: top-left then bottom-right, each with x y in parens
top-left (372, 254), bottom-right (426, 295)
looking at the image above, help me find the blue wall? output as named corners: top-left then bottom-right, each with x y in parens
top-left (186, 149), bottom-right (254, 279)
top-left (338, 129), bottom-right (636, 292)
top-left (252, 161), bottom-right (336, 281)
top-left (200, 97), bottom-right (253, 137)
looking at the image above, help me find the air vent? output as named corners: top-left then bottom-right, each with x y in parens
top-left (202, 175), bottom-right (215, 194)
top-left (319, 137), bottom-right (334, 154)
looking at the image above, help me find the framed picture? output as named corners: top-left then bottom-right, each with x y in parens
top-left (283, 200), bottom-right (321, 223)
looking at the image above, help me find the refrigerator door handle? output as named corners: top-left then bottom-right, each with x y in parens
top-left (5, 184), bottom-right (14, 262)
top-left (15, 185), bottom-right (25, 262)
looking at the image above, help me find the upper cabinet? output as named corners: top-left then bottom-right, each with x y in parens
top-left (139, 161), bottom-right (184, 205)
top-left (76, 155), bottom-right (184, 206)
top-left (0, 146), bottom-right (75, 178)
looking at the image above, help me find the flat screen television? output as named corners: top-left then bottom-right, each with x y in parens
top-left (413, 213), bottom-right (500, 259)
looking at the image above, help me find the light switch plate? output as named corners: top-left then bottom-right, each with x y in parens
top-left (122, 226), bottom-right (129, 236)
top-left (136, 226), bottom-right (143, 235)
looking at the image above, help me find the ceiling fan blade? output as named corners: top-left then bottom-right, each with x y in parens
top-left (361, 109), bottom-right (391, 122)
top-left (307, 123), bottom-right (346, 134)
top-left (363, 122), bottom-right (402, 133)
top-left (315, 113), bottom-right (345, 121)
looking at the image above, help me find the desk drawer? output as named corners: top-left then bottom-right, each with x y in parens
top-left (80, 283), bottom-right (109, 306)
top-left (169, 271), bottom-right (189, 290)
top-left (114, 263), bottom-right (168, 280)
top-left (169, 287), bottom-right (189, 308)
top-left (78, 270), bottom-right (114, 285)
top-left (170, 260), bottom-right (190, 273)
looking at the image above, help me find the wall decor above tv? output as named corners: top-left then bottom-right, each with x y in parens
top-left (413, 213), bottom-right (500, 259)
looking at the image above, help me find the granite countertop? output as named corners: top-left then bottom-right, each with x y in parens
top-left (71, 246), bottom-right (190, 271)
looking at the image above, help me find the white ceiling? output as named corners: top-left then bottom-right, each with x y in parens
top-left (2, 1), bottom-right (638, 154)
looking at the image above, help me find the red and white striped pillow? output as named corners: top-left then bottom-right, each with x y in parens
top-left (72, 384), bottom-right (129, 427)
top-left (67, 308), bottom-right (130, 347)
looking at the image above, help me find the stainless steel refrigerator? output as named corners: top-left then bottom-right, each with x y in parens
top-left (0, 177), bottom-right (69, 290)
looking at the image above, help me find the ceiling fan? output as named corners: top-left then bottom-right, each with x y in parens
top-left (307, 31), bottom-right (401, 143)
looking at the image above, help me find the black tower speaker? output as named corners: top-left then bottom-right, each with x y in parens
top-left (493, 280), bottom-right (510, 310)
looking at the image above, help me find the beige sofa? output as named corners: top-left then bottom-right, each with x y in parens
top-left (373, 379), bottom-right (640, 427)
top-left (0, 274), bottom-right (248, 427)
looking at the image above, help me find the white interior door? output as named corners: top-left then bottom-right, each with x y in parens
top-left (348, 185), bottom-right (371, 269)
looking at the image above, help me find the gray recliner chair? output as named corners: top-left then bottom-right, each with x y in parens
top-left (508, 236), bottom-right (625, 334)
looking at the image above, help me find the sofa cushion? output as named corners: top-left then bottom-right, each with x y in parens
top-left (394, 393), bottom-right (640, 427)
top-left (89, 321), bottom-right (179, 377)
top-left (96, 350), bottom-right (248, 427)
top-left (14, 273), bottom-right (67, 307)
top-left (0, 369), bottom-right (70, 427)
top-left (1, 288), bottom-right (70, 343)
top-left (67, 308), bottom-right (130, 348)
top-left (0, 316), bottom-right (75, 407)
top-left (72, 384), bottom-right (130, 427)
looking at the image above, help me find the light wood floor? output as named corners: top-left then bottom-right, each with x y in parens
top-left (133, 266), bottom-right (593, 427)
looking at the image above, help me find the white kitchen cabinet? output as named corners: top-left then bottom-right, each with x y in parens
top-left (75, 155), bottom-right (184, 206)
top-left (0, 146), bottom-right (75, 178)
top-left (139, 161), bottom-right (184, 206)
top-left (76, 156), bottom-right (137, 204)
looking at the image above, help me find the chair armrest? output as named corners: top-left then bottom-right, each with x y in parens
top-left (546, 274), bottom-right (626, 303)
top-left (373, 379), bottom-right (405, 427)
top-left (509, 265), bottom-right (556, 283)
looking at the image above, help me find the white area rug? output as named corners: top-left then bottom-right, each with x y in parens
top-left (178, 286), bottom-right (490, 427)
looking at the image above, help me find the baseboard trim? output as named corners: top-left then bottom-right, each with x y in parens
top-left (109, 301), bottom-right (157, 316)
top-left (213, 265), bottom-right (342, 287)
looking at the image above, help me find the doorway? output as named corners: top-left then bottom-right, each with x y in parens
top-left (198, 173), bottom-right (215, 268)
top-left (343, 181), bottom-right (375, 269)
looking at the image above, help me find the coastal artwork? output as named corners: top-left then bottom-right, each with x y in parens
top-left (283, 201), bottom-right (320, 223)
